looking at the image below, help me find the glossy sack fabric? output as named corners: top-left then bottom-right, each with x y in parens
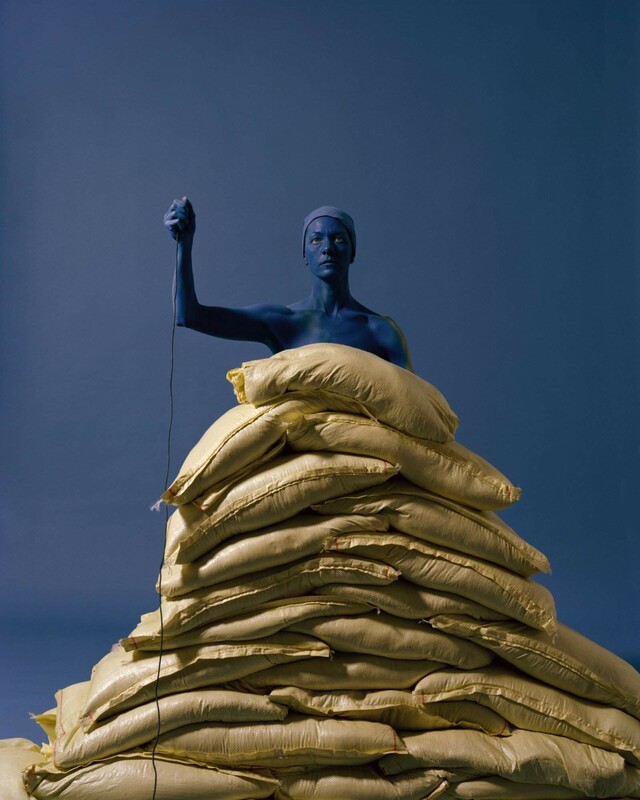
top-left (18, 344), bottom-right (639, 800)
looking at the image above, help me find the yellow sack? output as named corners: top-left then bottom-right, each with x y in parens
top-left (166, 452), bottom-right (397, 563)
top-left (441, 777), bottom-right (595, 799)
top-left (431, 615), bottom-right (640, 720)
top-left (414, 665), bottom-right (640, 764)
top-left (243, 654), bottom-right (443, 692)
top-left (122, 596), bottom-right (371, 652)
top-left (315, 581), bottom-right (508, 621)
top-left (154, 714), bottom-right (405, 767)
top-left (161, 513), bottom-right (388, 597)
top-left (162, 394), bottom-right (328, 505)
top-left (379, 728), bottom-right (635, 798)
top-left (315, 478), bottom-right (547, 577)
top-left (273, 765), bottom-right (449, 800)
top-left (270, 687), bottom-right (509, 734)
top-left (227, 343), bottom-right (459, 442)
top-left (24, 756), bottom-right (277, 800)
top-left (154, 555), bottom-right (398, 634)
top-left (325, 532), bottom-right (557, 634)
top-left (0, 738), bottom-right (45, 800)
top-left (82, 634), bottom-right (328, 729)
top-left (50, 681), bottom-right (287, 770)
top-left (288, 613), bottom-right (492, 668)
top-left (289, 412), bottom-right (520, 510)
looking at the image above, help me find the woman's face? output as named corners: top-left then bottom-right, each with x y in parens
top-left (304, 216), bottom-right (353, 279)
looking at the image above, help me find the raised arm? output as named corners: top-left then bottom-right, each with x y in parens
top-left (163, 198), bottom-right (281, 349)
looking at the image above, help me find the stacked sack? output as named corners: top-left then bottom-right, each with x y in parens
top-left (14, 344), bottom-right (640, 800)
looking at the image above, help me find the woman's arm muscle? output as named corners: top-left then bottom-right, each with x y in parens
top-left (179, 300), bottom-right (287, 351)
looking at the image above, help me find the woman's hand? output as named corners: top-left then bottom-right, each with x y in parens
top-left (164, 196), bottom-right (196, 242)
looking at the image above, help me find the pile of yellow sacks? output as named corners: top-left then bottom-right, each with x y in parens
top-left (5, 344), bottom-right (640, 800)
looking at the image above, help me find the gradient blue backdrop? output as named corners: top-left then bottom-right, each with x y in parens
top-left (1, 0), bottom-right (638, 740)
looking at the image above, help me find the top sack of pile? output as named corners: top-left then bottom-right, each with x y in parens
top-left (227, 343), bottom-right (459, 443)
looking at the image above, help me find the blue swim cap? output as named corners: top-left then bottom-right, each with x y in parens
top-left (302, 206), bottom-right (356, 262)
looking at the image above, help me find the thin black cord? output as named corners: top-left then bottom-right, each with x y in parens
top-left (150, 237), bottom-right (178, 799)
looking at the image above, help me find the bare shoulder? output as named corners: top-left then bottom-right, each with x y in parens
top-left (247, 302), bottom-right (296, 319)
top-left (366, 312), bottom-right (413, 370)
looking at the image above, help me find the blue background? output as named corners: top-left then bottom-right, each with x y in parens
top-left (1, 0), bottom-right (638, 740)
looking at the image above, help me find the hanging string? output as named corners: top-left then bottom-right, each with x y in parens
top-left (149, 236), bottom-right (178, 800)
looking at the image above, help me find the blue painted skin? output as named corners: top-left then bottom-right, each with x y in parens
top-left (164, 197), bottom-right (412, 369)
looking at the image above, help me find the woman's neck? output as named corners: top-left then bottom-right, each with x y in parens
top-left (308, 276), bottom-right (353, 315)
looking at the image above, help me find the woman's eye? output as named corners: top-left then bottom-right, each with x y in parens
top-left (311, 236), bottom-right (321, 244)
